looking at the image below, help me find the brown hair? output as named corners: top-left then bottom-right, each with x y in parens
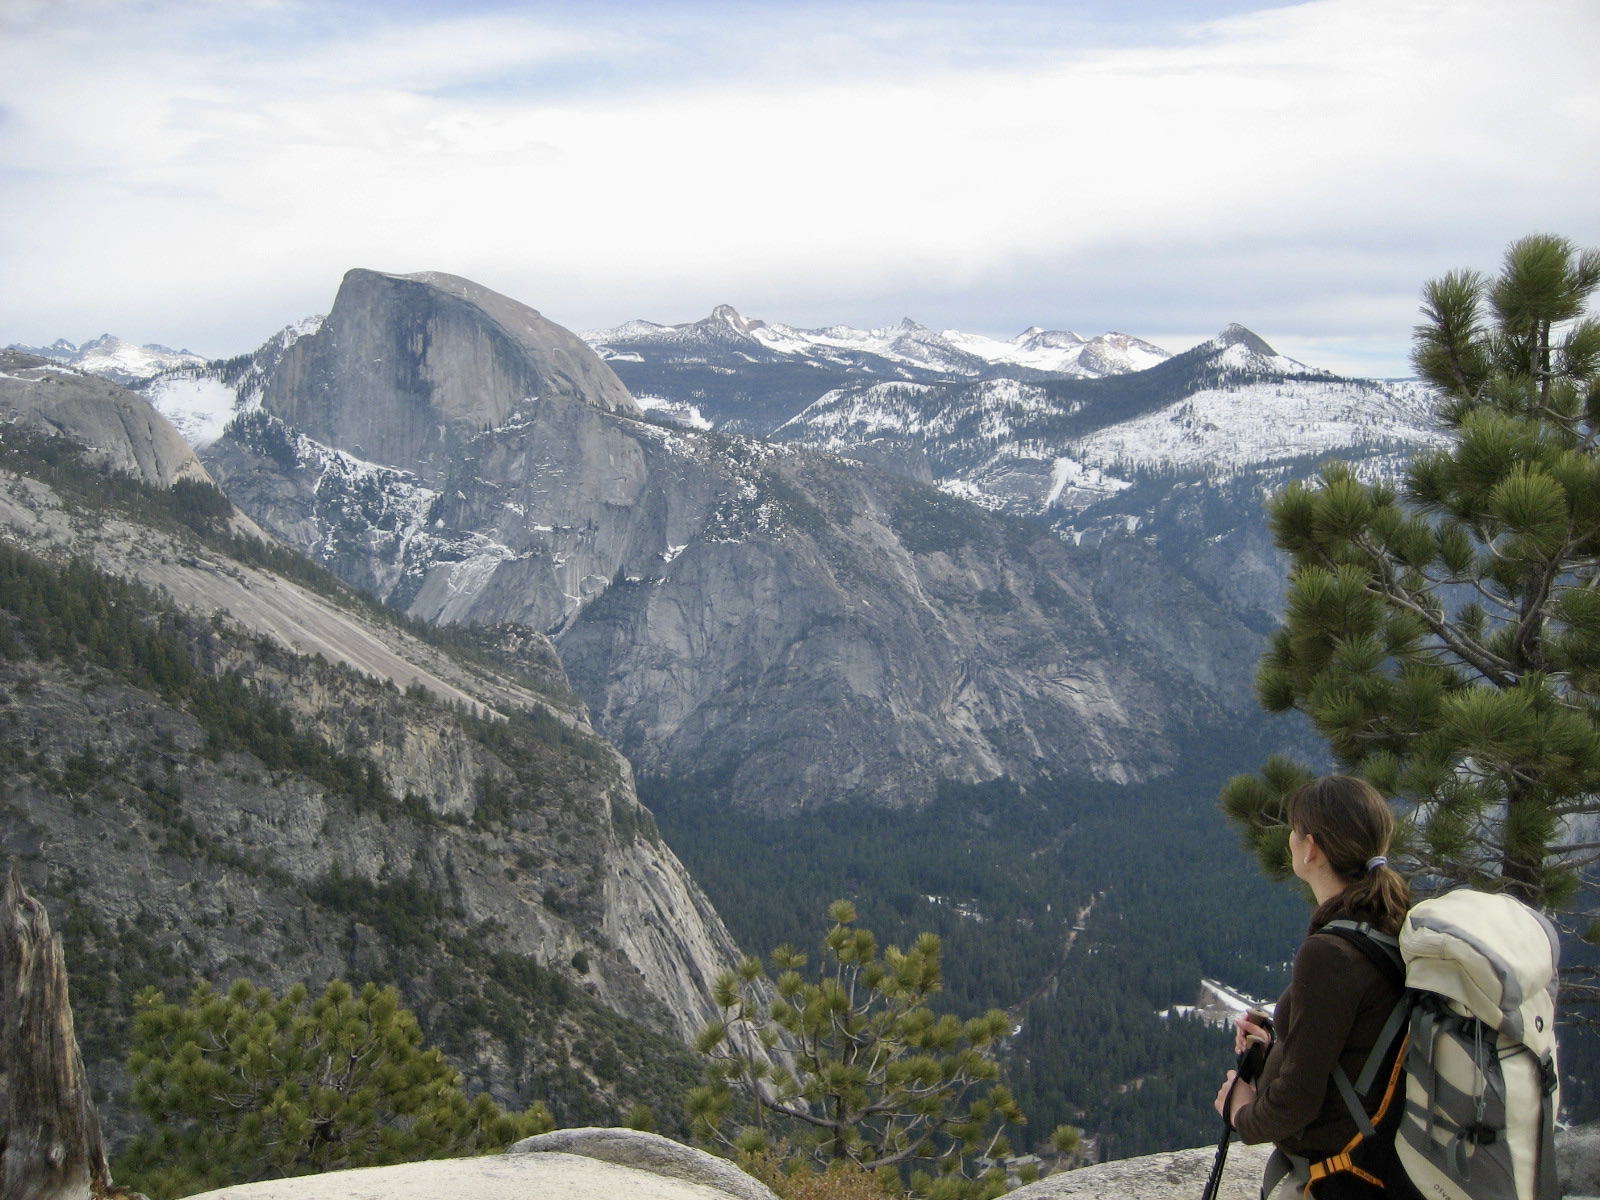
top-left (1287, 775), bottom-right (1411, 936)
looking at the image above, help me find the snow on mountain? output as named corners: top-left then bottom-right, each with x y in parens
top-left (1066, 376), bottom-right (1441, 476)
top-left (773, 325), bottom-right (1441, 522)
top-left (584, 307), bottom-right (1168, 380)
top-left (632, 393), bottom-right (714, 429)
top-left (941, 327), bottom-right (1170, 375)
top-left (779, 377), bottom-right (1057, 445)
top-left (1074, 332), bottom-right (1172, 375)
top-left (143, 315), bottom-right (325, 448)
top-left (142, 375), bottom-right (240, 448)
top-left (5, 334), bottom-right (205, 384)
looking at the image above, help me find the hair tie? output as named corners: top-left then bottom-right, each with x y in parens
top-left (1365, 856), bottom-right (1387, 872)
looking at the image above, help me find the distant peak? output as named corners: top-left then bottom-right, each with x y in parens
top-left (1019, 328), bottom-right (1088, 349)
top-left (708, 304), bottom-right (764, 334)
top-left (1214, 324), bottom-right (1277, 357)
top-left (895, 318), bottom-right (930, 334)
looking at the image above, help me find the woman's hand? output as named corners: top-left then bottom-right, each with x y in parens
top-left (1233, 1012), bottom-right (1271, 1057)
top-left (1213, 1070), bottom-right (1258, 1121)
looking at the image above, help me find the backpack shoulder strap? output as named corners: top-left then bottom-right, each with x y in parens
top-left (1317, 919), bottom-right (1405, 992)
top-left (1315, 920), bottom-right (1411, 1131)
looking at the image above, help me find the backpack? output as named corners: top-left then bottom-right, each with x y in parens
top-left (1278, 890), bottom-right (1562, 1200)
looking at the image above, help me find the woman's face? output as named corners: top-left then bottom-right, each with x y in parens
top-left (1288, 827), bottom-right (1308, 882)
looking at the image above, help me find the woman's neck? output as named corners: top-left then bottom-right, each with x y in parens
top-left (1309, 870), bottom-right (1346, 908)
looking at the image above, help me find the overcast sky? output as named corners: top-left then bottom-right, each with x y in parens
top-left (2, 0), bottom-right (1596, 377)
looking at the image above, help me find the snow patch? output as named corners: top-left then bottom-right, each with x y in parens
top-left (635, 394), bottom-right (712, 430)
top-left (1045, 457), bottom-right (1131, 508)
top-left (145, 376), bottom-right (241, 448)
top-left (1069, 379), bottom-right (1443, 475)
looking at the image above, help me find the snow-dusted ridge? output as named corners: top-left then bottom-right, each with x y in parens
top-left (5, 334), bottom-right (205, 385)
top-left (772, 323), bottom-right (1442, 522)
top-left (584, 306), bottom-right (1172, 380)
top-left (1067, 377), bottom-right (1442, 476)
top-left (141, 315), bottom-right (325, 448)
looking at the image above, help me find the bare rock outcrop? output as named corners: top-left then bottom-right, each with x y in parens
top-left (1011, 1143), bottom-right (1268, 1200)
top-left (1010, 1125), bottom-right (1600, 1200)
top-left (0, 349), bottom-right (208, 487)
top-left (182, 1152), bottom-right (766, 1200)
top-left (0, 368), bottom-right (742, 1135)
top-left (261, 268), bottom-right (638, 481)
top-left (509, 1128), bottom-right (779, 1200)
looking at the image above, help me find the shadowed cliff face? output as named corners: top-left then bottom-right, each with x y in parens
top-left (205, 271), bottom-right (1271, 815)
top-left (264, 270), bottom-right (638, 482)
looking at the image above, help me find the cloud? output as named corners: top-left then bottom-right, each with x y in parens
top-left (1, 0), bottom-right (1595, 377)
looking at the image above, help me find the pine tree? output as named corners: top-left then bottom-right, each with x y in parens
top-left (687, 901), bottom-right (1071, 1200)
top-left (1222, 234), bottom-right (1600, 947)
top-left (114, 978), bottom-right (555, 1199)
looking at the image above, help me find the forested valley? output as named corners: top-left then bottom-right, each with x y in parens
top-left (651, 744), bottom-right (1600, 1155)
top-left (651, 753), bottom-right (1312, 1158)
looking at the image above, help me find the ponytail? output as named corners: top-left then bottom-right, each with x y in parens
top-left (1311, 861), bottom-right (1411, 937)
top-left (1289, 776), bottom-right (1411, 937)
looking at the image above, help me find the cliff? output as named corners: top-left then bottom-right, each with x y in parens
top-left (0, 382), bottom-right (742, 1140)
top-left (202, 270), bottom-right (1270, 814)
top-left (261, 269), bottom-right (637, 480)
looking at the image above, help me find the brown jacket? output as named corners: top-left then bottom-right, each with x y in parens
top-left (1232, 923), bottom-right (1403, 1157)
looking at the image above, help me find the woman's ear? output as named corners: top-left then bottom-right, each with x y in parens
top-left (1301, 833), bottom-right (1318, 867)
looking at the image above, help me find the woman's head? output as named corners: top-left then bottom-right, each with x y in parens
top-left (1287, 775), bottom-right (1410, 935)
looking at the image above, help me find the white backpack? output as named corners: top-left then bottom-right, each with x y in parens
top-left (1396, 890), bottom-right (1562, 1200)
top-left (1268, 890), bottom-right (1562, 1200)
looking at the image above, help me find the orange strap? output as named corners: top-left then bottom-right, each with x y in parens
top-left (1299, 1032), bottom-right (1411, 1197)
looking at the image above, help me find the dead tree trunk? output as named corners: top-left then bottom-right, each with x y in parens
top-left (0, 867), bottom-right (115, 1200)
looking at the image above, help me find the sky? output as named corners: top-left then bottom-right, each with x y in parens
top-left (2, 0), bottom-right (1596, 378)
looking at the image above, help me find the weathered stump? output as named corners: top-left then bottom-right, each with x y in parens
top-left (0, 866), bottom-right (120, 1200)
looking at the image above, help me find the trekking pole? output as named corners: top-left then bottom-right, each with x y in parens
top-left (1201, 1017), bottom-right (1272, 1200)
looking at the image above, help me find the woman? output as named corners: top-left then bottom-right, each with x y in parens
top-left (1212, 775), bottom-right (1413, 1199)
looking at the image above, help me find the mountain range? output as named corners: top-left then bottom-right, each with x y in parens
top-left (8, 268), bottom-right (1523, 1158)
top-left (136, 269), bottom-right (1297, 815)
top-left (580, 306), bottom-right (1169, 436)
top-left (35, 277), bottom-right (1446, 813)
top-left (6, 334), bottom-right (205, 385)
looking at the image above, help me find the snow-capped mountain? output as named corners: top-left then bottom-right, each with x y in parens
top-left (140, 315), bottom-right (324, 447)
top-left (581, 305), bottom-right (1170, 435)
top-left (147, 294), bottom-right (1437, 639)
top-left (188, 269), bottom-right (1278, 818)
top-left (940, 326), bottom-right (1170, 375)
top-left (5, 334), bottom-right (205, 385)
top-left (773, 323), bottom-right (1439, 520)
top-left (765, 322), bottom-right (1441, 628)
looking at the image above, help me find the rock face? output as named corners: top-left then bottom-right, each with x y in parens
top-left (1558, 1120), bottom-right (1600, 1197)
top-left (262, 269), bottom-right (637, 480)
top-left (0, 349), bottom-right (209, 487)
top-left (509, 1128), bottom-right (778, 1200)
top-left (202, 271), bottom-right (1274, 814)
top-left (183, 1151), bottom-right (773, 1200)
top-left (0, 383), bottom-right (742, 1137)
top-left (1009, 1143), bottom-right (1271, 1200)
top-left (1008, 1122), bottom-right (1600, 1200)
top-left (180, 1123), bottom-right (1600, 1200)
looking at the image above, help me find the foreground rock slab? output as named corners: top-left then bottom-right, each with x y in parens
top-left (508, 1128), bottom-right (778, 1200)
top-left (182, 1151), bottom-right (765, 1200)
top-left (1010, 1142), bottom-right (1272, 1200)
